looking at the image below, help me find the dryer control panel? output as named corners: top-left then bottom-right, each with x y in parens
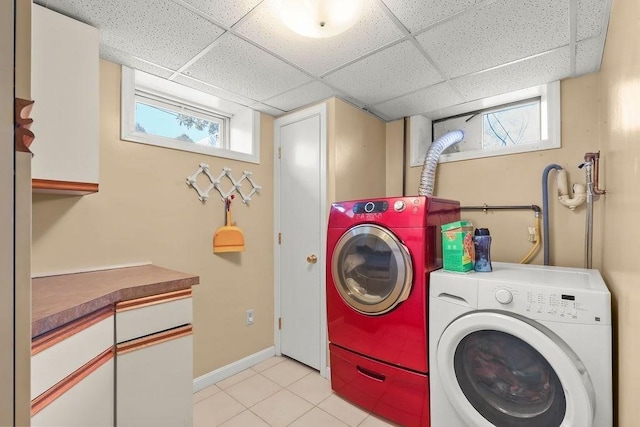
top-left (352, 201), bottom-right (388, 214)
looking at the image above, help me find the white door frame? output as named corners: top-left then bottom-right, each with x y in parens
top-left (273, 103), bottom-right (328, 378)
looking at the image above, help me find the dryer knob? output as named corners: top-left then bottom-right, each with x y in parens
top-left (495, 289), bottom-right (513, 305)
top-left (393, 200), bottom-right (405, 212)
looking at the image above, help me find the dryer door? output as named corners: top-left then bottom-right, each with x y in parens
top-left (436, 311), bottom-right (596, 427)
top-left (331, 224), bottom-right (412, 315)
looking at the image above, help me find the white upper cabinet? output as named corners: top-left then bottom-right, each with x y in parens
top-left (31, 5), bottom-right (100, 194)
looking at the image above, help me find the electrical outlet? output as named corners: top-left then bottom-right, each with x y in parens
top-left (246, 309), bottom-right (254, 325)
top-left (528, 227), bottom-right (537, 243)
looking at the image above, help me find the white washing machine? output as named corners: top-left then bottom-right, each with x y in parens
top-left (429, 262), bottom-right (612, 427)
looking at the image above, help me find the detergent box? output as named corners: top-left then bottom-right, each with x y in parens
top-left (441, 221), bottom-right (475, 272)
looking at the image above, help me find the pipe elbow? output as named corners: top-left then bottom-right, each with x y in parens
top-left (558, 186), bottom-right (586, 210)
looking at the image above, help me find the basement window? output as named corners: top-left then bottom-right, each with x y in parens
top-left (121, 66), bottom-right (260, 164)
top-left (134, 95), bottom-right (228, 149)
top-left (410, 81), bottom-right (560, 164)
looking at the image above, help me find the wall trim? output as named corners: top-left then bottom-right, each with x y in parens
top-left (192, 346), bottom-right (276, 393)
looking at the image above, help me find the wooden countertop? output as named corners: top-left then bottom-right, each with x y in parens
top-left (32, 264), bottom-right (199, 338)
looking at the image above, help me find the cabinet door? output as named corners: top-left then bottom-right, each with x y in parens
top-left (115, 289), bottom-right (192, 344)
top-left (31, 310), bottom-right (113, 399)
top-left (31, 356), bottom-right (114, 427)
top-left (116, 326), bottom-right (193, 427)
top-left (31, 4), bottom-right (99, 194)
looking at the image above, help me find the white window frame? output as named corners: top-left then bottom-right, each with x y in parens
top-left (121, 66), bottom-right (260, 164)
top-left (410, 81), bottom-right (560, 165)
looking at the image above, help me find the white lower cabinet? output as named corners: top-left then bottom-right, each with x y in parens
top-left (116, 289), bottom-right (194, 427)
top-left (31, 356), bottom-right (114, 427)
top-left (116, 328), bottom-right (193, 426)
top-left (31, 288), bottom-right (194, 427)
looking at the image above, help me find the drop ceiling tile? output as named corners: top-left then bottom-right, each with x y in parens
top-left (371, 82), bottom-right (464, 120)
top-left (381, 0), bottom-right (483, 33)
top-left (263, 81), bottom-right (337, 112)
top-left (416, 0), bottom-right (569, 78)
top-left (172, 74), bottom-right (257, 106)
top-left (183, 34), bottom-right (313, 101)
top-left (452, 46), bottom-right (570, 102)
top-left (44, 0), bottom-right (226, 70)
top-left (577, 0), bottom-right (610, 41)
top-left (99, 45), bottom-right (175, 79)
top-left (179, 0), bottom-right (262, 28)
top-left (235, 0), bottom-right (405, 75)
top-left (323, 41), bottom-right (443, 105)
top-left (576, 37), bottom-right (605, 76)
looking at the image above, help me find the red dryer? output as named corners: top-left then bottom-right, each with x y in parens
top-left (327, 196), bottom-right (459, 427)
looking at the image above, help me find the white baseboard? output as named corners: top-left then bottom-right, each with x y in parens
top-left (193, 346), bottom-right (276, 393)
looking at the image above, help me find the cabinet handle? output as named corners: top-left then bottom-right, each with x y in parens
top-left (116, 288), bottom-right (192, 312)
top-left (116, 325), bottom-right (192, 355)
top-left (307, 254), bottom-right (318, 264)
top-left (356, 365), bottom-right (386, 382)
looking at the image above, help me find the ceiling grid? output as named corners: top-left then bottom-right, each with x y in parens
top-left (38, 0), bottom-right (612, 121)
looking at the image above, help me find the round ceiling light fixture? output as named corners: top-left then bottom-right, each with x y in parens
top-left (279, 0), bottom-right (364, 39)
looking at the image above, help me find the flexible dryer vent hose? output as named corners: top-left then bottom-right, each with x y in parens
top-left (418, 130), bottom-right (465, 196)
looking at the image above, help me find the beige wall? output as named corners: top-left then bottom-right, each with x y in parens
top-left (406, 73), bottom-right (602, 268)
top-left (32, 60), bottom-right (275, 377)
top-left (328, 98), bottom-right (387, 202)
top-left (385, 119), bottom-right (404, 196)
top-left (597, 0), bottom-right (640, 424)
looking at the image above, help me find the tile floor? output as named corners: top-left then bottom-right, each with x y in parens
top-left (193, 356), bottom-right (399, 426)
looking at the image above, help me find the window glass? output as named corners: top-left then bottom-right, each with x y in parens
top-left (433, 98), bottom-right (541, 155)
top-left (337, 233), bottom-right (398, 305)
top-left (483, 101), bottom-right (540, 149)
top-left (332, 224), bottom-right (412, 315)
top-left (135, 100), bottom-right (222, 148)
top-left (454, 330), bottom-right (566, 427)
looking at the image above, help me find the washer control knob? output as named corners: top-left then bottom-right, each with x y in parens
top-left (495, 289), bottom-right (513, 305)
top-left (393, 200), bottom-right (406, 212)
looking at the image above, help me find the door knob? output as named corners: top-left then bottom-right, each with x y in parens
top-left (307, 254), bottom-right (318, 264)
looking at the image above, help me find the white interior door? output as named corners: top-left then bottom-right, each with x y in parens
top-left (274, 104), bottom-right (327, 373)
top-left (0, 2), bottom-right (15, 424)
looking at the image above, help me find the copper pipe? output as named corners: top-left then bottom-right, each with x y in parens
top-left (584, 151), bottom-right (606, 196)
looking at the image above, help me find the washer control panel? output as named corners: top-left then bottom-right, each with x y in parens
top-left (478, 281), bottom-right (611, 325)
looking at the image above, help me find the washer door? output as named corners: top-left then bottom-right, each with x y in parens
top-left (436, 311), bottom-right (595, 427)
top-left (331, 224), bottom-right (412, 315)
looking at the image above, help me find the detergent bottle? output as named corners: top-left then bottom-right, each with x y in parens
top-left (473, 228), bottom-right (492, 272)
